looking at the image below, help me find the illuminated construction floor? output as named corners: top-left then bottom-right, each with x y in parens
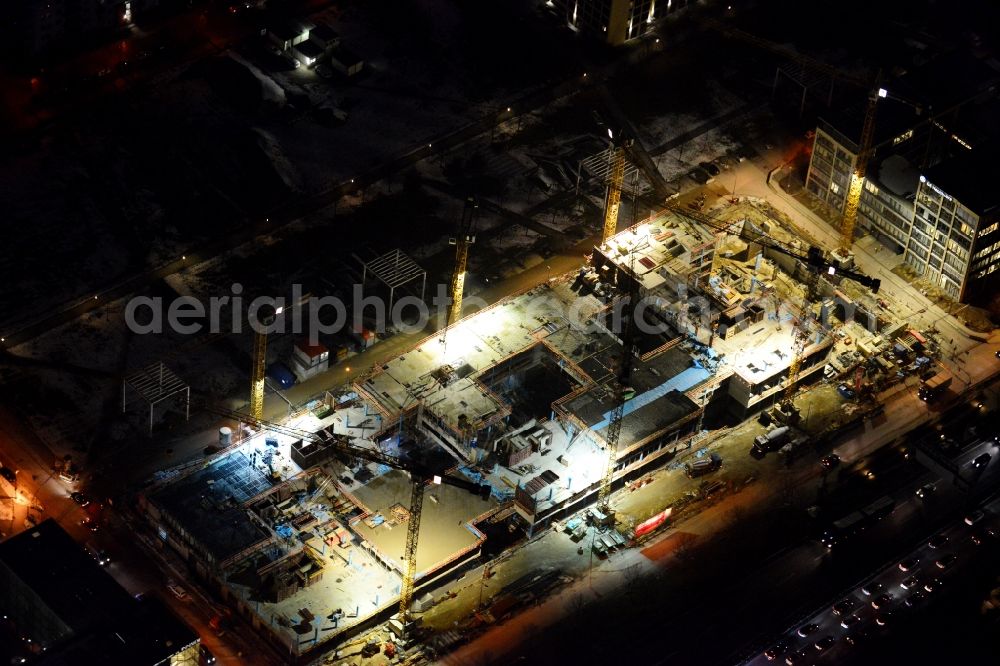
top-left (352, 469), bottom-right (498, 577)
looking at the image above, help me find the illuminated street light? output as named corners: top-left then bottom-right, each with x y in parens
top-left (877, 88), bottom-right (888, 98)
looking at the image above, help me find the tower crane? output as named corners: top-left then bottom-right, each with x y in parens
top-left (701, 18), bottom-right (925, 267)
top-left (835, 85), bottom-right (883, 266)
top-left (448, 197), bottom-right (478, 327)
top-left (204, 406), bottom-right (490, 635)
top-left (601, 130), bottom-right (633, 244)
top-left (249, 304), bottom-right (282, 422)
top-left (597, 235), bottom-right (640, 517)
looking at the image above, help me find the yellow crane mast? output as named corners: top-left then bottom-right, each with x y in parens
top-left (249, 304), bottom-right (281, 422)
top-left (601, 143), bottom-right (629, 243)
top-left (448, 197), bottom-right (478, 327)
top-left (784, 323), bottom-right (807, 402)
top-left (598, 240), bottom-right (639, 515)
top-left (837, 87), bottom-right (883, 261)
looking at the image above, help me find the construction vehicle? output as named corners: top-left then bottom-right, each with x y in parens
top-left (447, 197), bottom-right (478, 327)
top-left (685, 454), bottom-right (722, 478)
top-left (754, 426), bottom-right (791, 452)
top-left (203, 406), bottom-right (491, 635)
top-left (918, 368), bottom-right (952, 402)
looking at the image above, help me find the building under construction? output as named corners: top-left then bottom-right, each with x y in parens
top-left (140, 198), bottom-right (929, 661)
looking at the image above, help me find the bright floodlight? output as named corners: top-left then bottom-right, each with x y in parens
top-left (828, 266), bottom-right (837, 275)
top-left (877, 88), bottom-right (888, 98)
top-left (432, 475), bottom-right (442, 485)
top-left (275, 306), bottom-right (284, 315)
top-left (607, 128), bottom-right (614, 139)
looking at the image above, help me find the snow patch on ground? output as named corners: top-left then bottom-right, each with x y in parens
top-left (227, 52), bottom-right (287, 106)
top-left (254, 128), bottom-right (304, 193)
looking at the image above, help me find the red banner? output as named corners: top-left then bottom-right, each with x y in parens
top-left (634, 507), bottom-right (672, 538)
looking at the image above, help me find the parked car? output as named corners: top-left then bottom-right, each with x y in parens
top-left (898, 557), bottom-right (919, 572)
top-left (915, 483), bottom-right (936, 499)
top-left (900, 575), bottom-right (921, 590)
top-left (871, 593), bottom-right (893, 610)
top-left (972, 453), bottom-right (991, 469)
top-left (923, 577), bottom-right (943, 593)
top-left (965, 510), bottom-right (985, 526)
top-left (199, 644), bottom-right (217, 665)
top-left (814, 636), bottom-right (835, 652)
top-left (821, 454), bottom-right (841, 469)
top-left (688, 168), bottom-right (711, 184)
top-left (267, 362), bottom-right (296, 389)
top-left (837, 384), bottom-right (857, 399)
top-left (861, 582), bottom-right (883, 596)
top-left (784, 648), bottom-right (812, 665)
top-left (935, 554), bottom-right (957, 569)
top-left (796, 623), bottom-right (819, 638)
top-left (763, 640), bottom-right (789, 661)
top-left (971, 527), bottom-right (997, 545)
top-left (166, 581), bottom-right (187, 600)
top-left (699, 161), bottom-right (721, 176)
top-left (840, 613), bottom-right (862, 629)
top-left (71, 492), bottom-right (91, 507)
top-left (832, 599), bottom-right (855, 616)
top-left (928, 534), bottom-right (948, 549)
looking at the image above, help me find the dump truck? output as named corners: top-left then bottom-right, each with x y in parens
top-left (918, 369), bottom-right (952, 402)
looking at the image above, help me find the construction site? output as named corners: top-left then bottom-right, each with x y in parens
top-left (126, 14), bottom-right (993, 663)
top-left (137, 138), bottom-right (943, 659)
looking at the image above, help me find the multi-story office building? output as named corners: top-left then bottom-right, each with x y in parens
top-left (549, 0), bottom-right (688, 45)
top-left (905, 149), bottom-right (1000, 303)
top-left (804, 53), bottom-right (1000, 304)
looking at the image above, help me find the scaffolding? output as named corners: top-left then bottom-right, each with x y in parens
top-left (576, 146), bottom-right (646, 198)
top-left (122, 362), bottom-right (190, 436)
top-left (358, 248), bottom-right (427, 314)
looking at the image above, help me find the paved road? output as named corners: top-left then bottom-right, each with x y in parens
top-left (744, 466), bottom-right (1000, 666)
